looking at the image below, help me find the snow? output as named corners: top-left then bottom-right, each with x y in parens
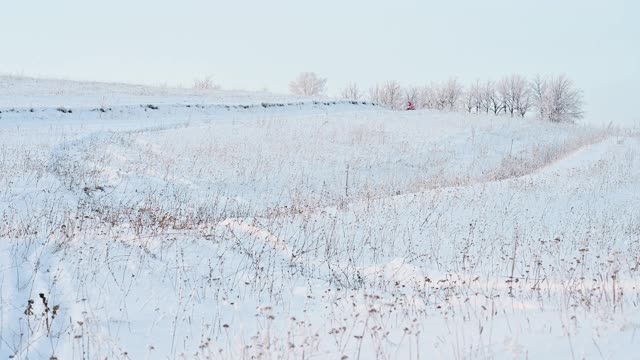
top-left (1, 77), bottom-right (639, 359)
top-left (0, 75), bottom-right (317, 108)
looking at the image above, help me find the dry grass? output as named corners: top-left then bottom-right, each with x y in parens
top-left (1, 111), bottom-right (639, 359)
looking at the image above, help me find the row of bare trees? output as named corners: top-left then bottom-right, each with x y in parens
top-left (288, 72), bottom-right (584, 122)
top-left (340, 74), bottom-right (584, 122)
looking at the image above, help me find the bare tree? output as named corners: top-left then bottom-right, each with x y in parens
top-left (404, 86), bottom-right (420, 108)
top-left (465, 80), bottom-right (486, 114)
top-left (481, 81), bottom-right (492, 114)
top-left (289, 72), bottom-right (327, 96)
top-left (497, 77), bottom-right (515, 117)
top-left (432, 84), bottom-right (448, 110)
top-left (497, 75), bottom-right (530, 117)
top-left (375, 81), bottom-right (404, 110)
top-left (537, 74), bottom-right (584, 122)
top-left (193, 75), bottom-right (221, 90)
top-left (440, 78), bottom-right (462, 111)
top-left (419, 85), bottom-right (437, 110)
top-left (486, 81), bottom-right (503, 115)
top-left (510, 74), bottom-right (531, 117)
top-left (341, 82), bottom-right (361, 100)
top-left (427, 79), bottom-right (460, 111)
top-left (463, 86), bottom-right (475, 113)
top-left (531, 74), bottom-right (549, 119)
top-left (369, 84), bottom-right (383, 104)
top-left (515, 91), bottom-right (531, 117)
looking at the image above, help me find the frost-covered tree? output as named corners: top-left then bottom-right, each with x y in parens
top-left (419, 85), bottom-right (437, 110)
top-left (497, 75), bottom-right (530, 117)
top-left (510, 74), bottom-right (531, 118)
top-left (369, 84), bottom-right (383, 104)
top-left (371, 81), bottom-right (404, 109)
top-left (384, 81), bottom-right (405, 109)
top-left (439, 78), bottom-right (463, 111)
top-left (425, 79), bottom-right (461, 111)
top-left (485, 81), bottom-right (503, 115)
top-left (289, 72), bottom-right (327, 96)
top-left (533, 74), bottom-right (584, 123)
top-left (404, 86), bottom-right (420, 108)
top-left (193, 75), bottom-right (220, 90)
top-left (481, 81), bottom-right (493, 114)
top-left (531, 74), bottom-right (549, 119)
top-left (463, 86), bottom-right (476, 113)
top-left (464, 80), bottom-right (486, 113)
top-left (341, 82), bottom-right (361, 100)
top-left (441, 78), bottom-right (462, 111)
top-left (369, 81), bottom-right (411, 109)
top-left (497, 77), bottom-right (515, 116)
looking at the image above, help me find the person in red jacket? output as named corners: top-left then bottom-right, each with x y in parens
top-left (406, 101), bottom-right (416, 110)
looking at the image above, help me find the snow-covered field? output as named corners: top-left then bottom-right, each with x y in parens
top-left (1, 77), bottom-right (640, 359)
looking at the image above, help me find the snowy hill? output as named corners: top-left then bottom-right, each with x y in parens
top-left (1, 77), bottom-right (639, 359)
top-left (0, 75), bottom-right (320, 107)
top-left (0, 76), bottom-right (378, 132)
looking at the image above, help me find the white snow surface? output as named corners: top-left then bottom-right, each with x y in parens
top-left (0, 75), bottom-right (320, 108)
top-left (1, 77), bottom-right (640, 359)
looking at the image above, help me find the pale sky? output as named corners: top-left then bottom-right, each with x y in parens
top-left (1, 0), bottom-right (638, 125)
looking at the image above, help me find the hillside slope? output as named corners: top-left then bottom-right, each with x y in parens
top-left (1, 78), bottom-right (639, 359)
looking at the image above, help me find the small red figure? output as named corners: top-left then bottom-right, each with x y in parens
top-left (406, 101), bottom-right (416, 110)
